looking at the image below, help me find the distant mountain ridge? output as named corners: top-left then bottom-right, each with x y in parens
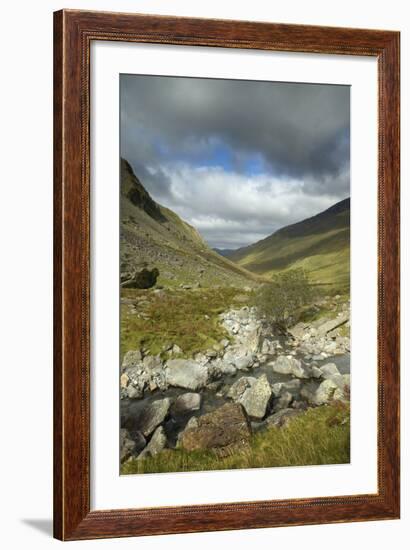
top-left (225, 198), bottom-right (350, 290)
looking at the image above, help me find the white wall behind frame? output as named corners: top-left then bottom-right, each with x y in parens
top-left (0, 1), bottom-right (407, 549)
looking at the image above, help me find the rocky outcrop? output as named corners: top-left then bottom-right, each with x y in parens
top-left (179, 403), bottom-right (252, 456)
top-left (166, 359), bottom-right (208, 390)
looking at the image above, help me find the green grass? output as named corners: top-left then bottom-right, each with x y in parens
top-left (121, 402), bottom-right (350, 475)
top-left (229, 204), bottom-right (350, 289)
top-left (121, 287), bottom-right (253, 359)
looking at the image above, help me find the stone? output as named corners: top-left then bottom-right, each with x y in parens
top-left (300, 382), bottom-right (318, 405)
top-left (173, 392), bottom-right (201, 414)
top-left (120, 429), bottom-right (137, 462)
top-left (138, 398), bottom-right (171, 437)
top-left (240, 374), bottom-right (272, 420)
top-left (179, 403), bottom-right (251, 456)
top-left (314, 379), bottom-right (339, 405)
top-left (143, 354), bottom-right (162, 370)
top-left (138, 426), bottom-right (167, 459)
top-left (320, 363), bottom-right (340, 378)
top-left (270, 356), bottom-right (310, 378)
top-left (311, 366), bottom-right (322, 379)
top-left (266, 408), bottom-right (303, 428)
top-left (127, 385), bottom-right (143, 399)
top-left (166, 359), bottom-right (208, 390)
top-left (227, 377), bottom-right (256, 401)
top-left (271, 382), bottom-right (284, 397)
top-left (261, 339), bottom-right (275, 354)
top-left (122, 350), bottom-right (142, 370)
top-left (316, 313), bottom-right (349, 336)
top-left (218, 362), bottom-right (237, 376)
top-left (273, 391), bottom-right (293, 412)
top-left (288, 323), bottom-right (307, 340)
top-left (233, 354), bottom-right (254, 370)
top-left (120, 373), bottom-right (129, 389)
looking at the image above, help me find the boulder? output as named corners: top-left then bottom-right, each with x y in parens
top-left (316, 313), bottom-right (349, 336)
top-left (314, 379), bottom-right (339, 405)
top-left (137, 426), bottom-right (167, 459)
top-left (173, 392), bottom-right (201, 414)
top-left (138, 398), bottom-right (171, 437)
top-left (233, 353), bottom-right (254, 370)
top-left (143, 354), bottom-right (162, 370)
top-left (122, 350), bottom-right (142, 370)
top-left (166, 359), bottom-right (208, 390)
top-left (127, 385), bottom-right (143, 399)
top-left (120, 429), bottom-right (137, 463)
top-left (227, 376), bottom-right (256, 401)
top-left (273, 391), bottom-right (293, 412)
top-left (239, 374), bottom-right (272, 420)
top-left (270, 356), bottom-right (310, 379)
top-left (319, 363), bottom-right (340, 379)
top-left (223, 347), bottom-right (252, 368)
top-left (179, 403), bottom-right (251, 455)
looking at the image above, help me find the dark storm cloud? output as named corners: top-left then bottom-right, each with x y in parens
top-left (120, 74), bottom-right (350, 248)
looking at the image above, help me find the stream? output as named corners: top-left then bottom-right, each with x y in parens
top-left (121, 351), bottom-right (351, 447)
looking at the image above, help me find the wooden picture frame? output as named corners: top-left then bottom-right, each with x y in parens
top-left (53, 9), bottom-right (400, 541)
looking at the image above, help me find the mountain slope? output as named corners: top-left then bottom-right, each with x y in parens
top-left (120, 159), bottom-right (259, 288)
top-left (226, 198), bottom-right (350, 289)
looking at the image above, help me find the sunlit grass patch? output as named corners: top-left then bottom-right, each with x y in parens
top-left (121, 287), bottom-right (253, 359)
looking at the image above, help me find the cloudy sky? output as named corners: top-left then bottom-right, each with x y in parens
top-left (120, 75), bottom-right (350, 249)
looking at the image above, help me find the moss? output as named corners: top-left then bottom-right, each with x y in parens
top-left (121, 402), bottom-right (350, 475)
top-left (121, 287), bottom-right (249, 359)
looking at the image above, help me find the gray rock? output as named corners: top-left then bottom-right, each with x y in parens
top-left (273, 391), bottom-right (293, 412)
top-left (314, 379), bottom-right (339, 405)
top-left (270, 356), bottom-right (310, 378)
top-left (166, 359), bottom-right (208, 390)
top-left (311, 366), bottom-right (323, 378)
top-left (240, 374), bottom-right (272, 419)
top-left (138, 398), bottom-right (171, 437)
top-left (319, 363), bottom-right (340, 378)
top-left (127, 385), bottom-right (143, 399)
top-left (271, 382), bottom-right (284, 397)
top-left (120, 429), bottom-right (137, 463)
top-left (316, 313), bottom-right (349, 335)
top-left (234, 354), bottom-right (254, 370)
top-left (227, 376), bottom-right (256, 401)
top-left (143, 354), bottom-right (162, 370)
top-left (138, 426), bottom-right (167, 459)
top-left (173, 392), bottom-right (201, 414)
top-left (122, 350), bottom-right (142, 370)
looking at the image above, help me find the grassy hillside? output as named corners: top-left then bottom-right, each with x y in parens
top-left (227, 199), bottom-right (350, 291)
top-left (120, 159), bottom-right (260, 288)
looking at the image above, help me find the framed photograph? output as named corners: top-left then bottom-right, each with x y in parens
top-left (54, 9), bottom-right (400, 540)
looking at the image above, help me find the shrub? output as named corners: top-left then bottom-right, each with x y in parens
top-left (254, 268), bottom-right (315, 329)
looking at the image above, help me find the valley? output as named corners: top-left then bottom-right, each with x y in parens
top-left (119, 160), bottom-right (351, 474)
